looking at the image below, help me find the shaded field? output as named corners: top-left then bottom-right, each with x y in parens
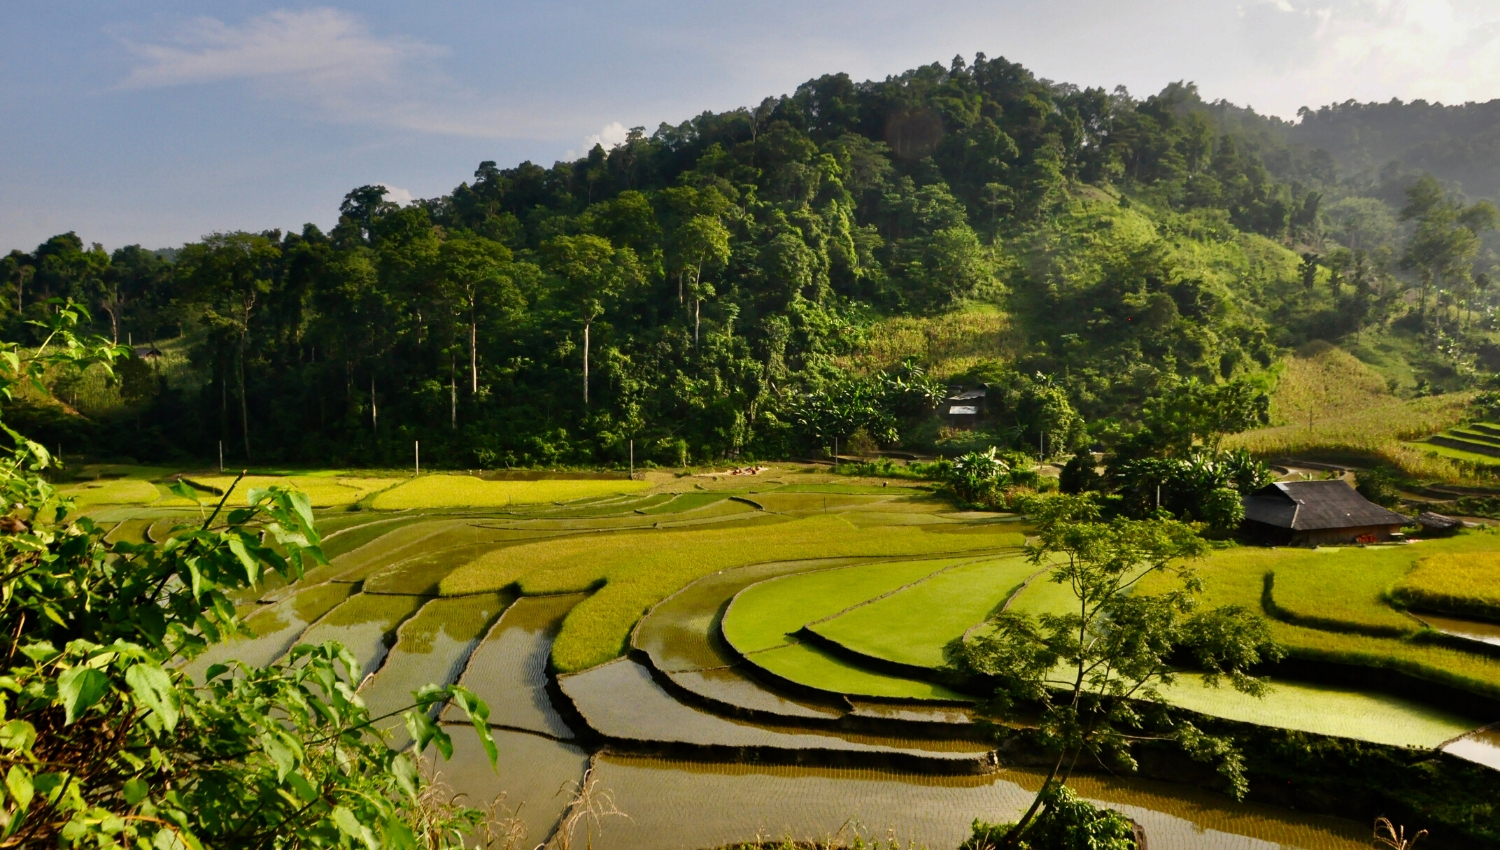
top-left (441, 516), bottom-right (1026, 673)
top-left (809, 554), bottom-right (1037, 669)
top-left (372, 475), bottom-right (651, 509)
top-left (1393, 551), bottom-right (1500, 622)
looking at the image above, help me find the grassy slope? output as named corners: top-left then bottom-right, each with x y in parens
top-left (807, 553), bottom-right (1038, 668)
top-left (440, 516), bottom-right (1026, 673)
top-left (1226, 342), bottom-right (1475, 480)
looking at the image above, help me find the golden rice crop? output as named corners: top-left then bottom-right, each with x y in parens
top-left (370, 475), bottom-right (649, 510)
top-left (439, 515), bottom-right (1026, 674)
top-left (1392, 552), bottom-right (1500, 621)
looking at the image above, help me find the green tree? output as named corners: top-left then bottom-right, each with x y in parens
top-left (435, 235), bottom-right (514, 396)
top-left (953, 495), bottom-right (1280, 847)
top-left (542, 235), bottom-right (643, 406)
top-left (670, 216), bottom-right (731, 345)
top-left (0, 306), bottom-right (496, 847)
top-left (1399, 175), bottom-right (1498, 329)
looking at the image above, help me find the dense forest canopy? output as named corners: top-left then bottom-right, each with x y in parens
top-left (5, 54), bottom-right (1500, 468)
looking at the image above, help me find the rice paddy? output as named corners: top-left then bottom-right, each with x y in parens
top-left (59, 476), bottom-right (161, 508)
top-left (1392, 551), bottom-right (1500, 621)
top-left (188, 474), bottom-right (404, 507)
top-left (153, 466), bottom-right (1500, 848)
top-left (371, 474), bottom-right (650, 509)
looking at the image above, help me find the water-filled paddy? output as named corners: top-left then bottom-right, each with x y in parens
top-left (583, 756), bottom-right (1368, 850)
top-left (186, 581), bottom-right (357, 680)
top-left (1418, 611), bottom-right (1500, 648)
top-left (422, 729), bottom-right (589, 848)
top-left (360, 592), bottom-right (511, 747)
top-left (296, 592), bottom-right (426, 680)
top-left (445, 593), bottom-right (583, 738)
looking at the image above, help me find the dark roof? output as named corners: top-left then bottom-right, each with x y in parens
top-left (946, 389), bottom-right (986, 401)
top-left (1417, 511), bottom-right (1464, 531)
top-left (1242, 480), bottom-right (1409, 531)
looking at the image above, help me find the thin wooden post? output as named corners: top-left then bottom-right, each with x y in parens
top-left (415, 441), bottom-right (420, 476)
top-left (219, 440), bottom-right (224, 473)
top-left (629, 439), bottom-right (634, 480)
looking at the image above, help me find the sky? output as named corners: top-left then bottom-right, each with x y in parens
top-left (6, 0), bottom-right (1500, 251)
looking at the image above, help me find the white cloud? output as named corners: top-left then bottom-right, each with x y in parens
top-left (1239, 0), bottom-right (1500, 114)
top-left (563, 122), bottom-right (631, 160)
top-left (114, 8), bottom-right (558, 138)
top-left (380, 185), bottom-right (415, 205)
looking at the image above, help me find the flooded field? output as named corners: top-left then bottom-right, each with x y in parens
top-left (111, 486), bottom-right (1497, 850)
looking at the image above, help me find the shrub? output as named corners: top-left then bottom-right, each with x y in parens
top-left (961, 787), bottom-right (1136, 850)
top-left (1357, 467), bottom-right (1402, 508)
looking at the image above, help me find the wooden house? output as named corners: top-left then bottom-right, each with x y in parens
top-left (1241, 480), bottom-right (1409, 546)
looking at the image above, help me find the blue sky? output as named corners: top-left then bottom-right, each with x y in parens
top-left (6, 0), bottom-right (1500, 251)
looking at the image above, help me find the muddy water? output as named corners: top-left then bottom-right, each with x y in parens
top-left (1444, 726), bottom-right (1500, 770)
top-left (297, 592), bottom-right (427, 679)
top-left (445, 593), bottom-right (584, 738)
top-left (184, 582), bottom-right (357, 682)
top-left (582, 756), bottom-right (1368, 850)
top-left (1418, 612), bottom-right (1500, 648)
top-left (423, 729), bottom-right (589, 847)
top-left (558, 658), bottom-right (989, 761)
top-left (360, 593), bottom-right (511, 748)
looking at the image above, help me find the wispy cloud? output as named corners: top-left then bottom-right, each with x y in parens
top-left (114, 8), bottom-right (557, 138)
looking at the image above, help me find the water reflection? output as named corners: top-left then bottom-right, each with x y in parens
top-left (445, 593), bottom-right (584, 738)
top-left (1417, 612), bottom-right (1500, 648)
top-left (585, 756), bottom-right (1367, 850)
top-left (1444, 726), bottom-right (1500, 770)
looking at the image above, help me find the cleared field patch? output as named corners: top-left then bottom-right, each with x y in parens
top-left (743, 643), bottom-right (972, 701)
top-left (722, 559), bottom-right (969, 655)
top-left (558, 657), bottom-right (987, 757)
top-left (1393, 551), bottom-right (1500, 621)
top-left (296, 592), bottom-right (426, 681)
top-left (441, 515), bottom-right (1026, 673)
top-left (808, 554), bottom-right (1037, 669)
top-left (371, 475), bottom-right (650, 509)
top-left (360, 592), bottom-right (511, 748)
top-left (445, 593), bottom-right (584, 738)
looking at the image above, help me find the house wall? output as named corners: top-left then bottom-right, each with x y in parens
top-left (1244, 522), bottom-right (1404, 546)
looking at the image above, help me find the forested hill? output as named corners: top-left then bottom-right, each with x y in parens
top-left (4, 55), bottom-right (1496, 468)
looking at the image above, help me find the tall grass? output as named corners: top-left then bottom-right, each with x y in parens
top-left (838, 306), bottom-right (1015, 379)
top-left (1225, 342), bottom-right (1477, 481)
top-left (439, 516), bottom-right (1026, 673)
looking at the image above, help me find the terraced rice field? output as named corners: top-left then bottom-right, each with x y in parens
top-left (1393, 551), bottom-right (1500, 621)
top-left (808, 553), bottom-right (1037, 669)
top-left (372, 475), bottom-right (650, 509)
top-left (359, 592), bottom-right (511, 747)
top-left (1412, 422), bottom-right (1500, 466)
top-left (160, 468), bottom-right (1496, 848)
top-left (186, 581), bottom-right (358, 681)
top-left (188, 474), bottom-right (404, 506)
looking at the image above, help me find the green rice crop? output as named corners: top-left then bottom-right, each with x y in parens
top-left (1266, 547), bottom-right (1425, 635)
top-left (1136, 534), bottom-right (1500, 699)
top-left (441, 515), bottom-right (1026, 673)
top-left (59, 477), bottom-right (160, 508)
top-left (808, 554), bottom-right (1038, 668)
top-left (1392, 551), bottom-right (1500, 621)
top-left (371, 475), bottom-right (650, 509)
top-left (744, 643), bottom-right (972, 701)
top-left (721, 559), bottom-right (969, 655)
top-left (1158, 674), bottom-right (1476, 748)
top-left (1403, 441), bottom-right (1500, 468)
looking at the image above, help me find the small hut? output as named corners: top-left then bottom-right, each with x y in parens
top-left (941, 387), bottom-right (987, 430)
top-left (1241, 480), bottom-right (1409, 546)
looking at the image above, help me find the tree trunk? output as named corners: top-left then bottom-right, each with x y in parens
top-left (238, 338), bottom-right (252, 463)
top-left (695, 298), bottom-right (701, 347)
top-left (370, 372), bottom-right (378, 434)
top-left (450, 356), bottom-right (457, 430)
top-left (470, 306), bottom-right (478, 395)
top-left (583, 321), bottom-right (591, 406)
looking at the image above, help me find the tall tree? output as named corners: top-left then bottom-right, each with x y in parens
top-left (179, 232), bottom-right (280, 461)
top-left (542, 235), bottom-right (642, 406)
top-left (435, 235), bottom-right (513, 396)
